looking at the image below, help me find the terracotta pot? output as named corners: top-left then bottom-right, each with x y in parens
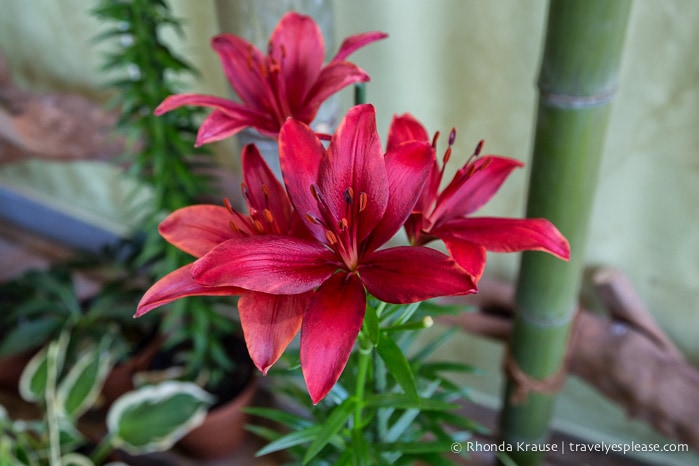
top-left (176, 372), bottom-right (258, 460)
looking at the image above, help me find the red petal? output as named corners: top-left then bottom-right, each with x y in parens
top-left (135, 265), bottom-right (243, 317)
top-left (158, 205), bottom-right (233, 257)
top-left (196, 109), bottom-right (275, 146)
top-left (210, 34), bottom-right (277, 114)
top-left (429, 156), bottom-right (523, 229)
top-left (320, 104), bottom-right (387, 244)
top-left (437, 217), bottom-right (571, 260)
top-left (242, 144), bottom-right (293, 231)
top-left (269, 12), bottom-right (324, 113)
top-left (386, 114), bottom-right (439, 215)
top-left (191, 236), bottom-right (337, 294)
top-left (364, 140), bottom-right (434, 252)
top-left (238, 291), bottom-right (309, 375)
top-left (298, 61), bottom-right (370, 123)
top-left (301, 273), bottom-right (365, 404)
top-left (443, 238), bottom-right (487, 281)
top-left (386, 113), bottom-right (430, 152)
top-left (154, 93), bottom-right (262, 119)
top-left (332, 31), bottom-right (388, 63)
top-left (359, 246), bottom-right (477, 303)
top-left (279, 118), bottom-right (326, 243)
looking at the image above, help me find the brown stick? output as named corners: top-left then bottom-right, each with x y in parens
top-left (439, 273), bottom-right (699, 450)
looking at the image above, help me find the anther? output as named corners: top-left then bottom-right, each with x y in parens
top-left (344, 187), bottom-right (354, 205)
top-left (448, 128), bottom-right (457, 146)
top-left (223, 198), bottom-right (235, 215)
top-left (358, 192), bottom-right (368, 212)
top-left (338, 218), bottom-right (349, 231)
top-left (431, 131), bottom-right (440, 149)
top-left (253, 219), bottom-right (265, 234)
top-left (474, 139), bottom-right (485, 157)
top-left (263, 209), bottom-right (274, 223)
top-left (443, 147), bottom-right (452, 165)
top-left (280, 44), bottom-right (286, 59)
top-left (241, 183), bottom-right (249, 200)
top-left (310, 184), bottom-right (321, 201)
top-left (262, 184), bottom-right (270, 199)
top-left (325, 230), bottom-right (338, 245)
top-left (229, 220), bottom-right (241, 234)
top-left (305, 213), bottom-right (322, 225)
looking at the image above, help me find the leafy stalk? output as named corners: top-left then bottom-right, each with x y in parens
top-left (498, 2), bottom-right (632, 465)
top-left (92, 0), bottom-right (236, 385)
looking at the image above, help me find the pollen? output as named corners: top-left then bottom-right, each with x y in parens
top-left (474, 139), bottom-right (485, 157)
top-left (229, 220), bottom-right (241, 234)
top-left (358, 192), bottom-right (368, 212)
top-left (223, 197), bottom-right (235, 215)
top-left (325, 230), bottom-right (338, 245)
top-left (253, 219), bottom-right (265, 234)
top-left (263, 209), bottom-right (274, 223)
top-left (344, 187), bottom-right (354, 205)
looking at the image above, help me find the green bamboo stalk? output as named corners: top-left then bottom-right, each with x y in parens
top-left (498, 2), bottom-right (631, 465)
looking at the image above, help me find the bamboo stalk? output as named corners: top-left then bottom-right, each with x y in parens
top-left (498, 2), bottom-right (632, 465)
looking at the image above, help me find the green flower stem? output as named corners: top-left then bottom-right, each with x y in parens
top-left (353, 332), bottom-right (373, 434)
top-left (498, 2), bottom-right (632, 465)
top-left (45, 339), bottom-right (61, 466)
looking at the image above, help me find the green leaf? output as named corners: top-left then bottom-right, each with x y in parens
top-left (376, 334), bottom-right (418, 402)
top-left (0, 317), bottom-right (62, 355)
top-left (59, 453), bottom-right (95, 466)
top-left (378, 441), bottom-right (458, 454)
top-left (243, 407), bottom-right (312, 430)
top-left (19, 332), bottom-right (69, 403)
top-left (57, 346), bottom-right (113, 418)
top-left (255, 425), bottom-right (323, 456)
top-left (364, 303), bottom-right (380, 346)
top-left (366, 394), bottom-right (457, 412)
top-left (107, 381), bottom-right (213, 454)
top-left (303, 397), bottom-right (355, 464)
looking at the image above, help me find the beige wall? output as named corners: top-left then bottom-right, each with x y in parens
top-left (1, 1), bottom-right (697, 461)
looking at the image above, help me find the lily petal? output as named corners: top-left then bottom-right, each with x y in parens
top-left (196, 110), bottom-right (264, 146)
top-left (238, 291), bottom-right (310, 375)
top-left (210, 34), bottom-right (275, 114)
top-left (242, 144), bottom-right (293, 230)
top-left (437, 217), bottom-right (571, 260)
top-left (365, 140), bottom-right (434, 252)
top-left (191, 236), bottom-right (337, 294)
top-left (299, 61), bottom-right (370, 123)
top-left (359, 246), bottom-right (477, 303)
top-left (268, 12), bottom-right (324, 113)
top-left (332, 31), bottom-right (388, 63)
top-left (279, 118), bottom-right (326, 242)
top-left (135, 265), bottom-right (243, 317)
top-left (158, 205), bottom-right (233, 257)
top-left (320, 104), bottom-right (387, 243)
top-left (429, 156), bottom-right (523, 229)
top-left (300, 273), bottom-right (365, 404)
top-left (442, 238), bottom-right (487, 281)
top-left (386, 114), bottom-right (440, 214)
top-left (386, 113), bottom-right (430, 152)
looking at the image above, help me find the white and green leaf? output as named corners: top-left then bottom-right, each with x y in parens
top-left (57, 346), bottom-right (113, 419)
top-left (107, 381), bottom-right (213, 454)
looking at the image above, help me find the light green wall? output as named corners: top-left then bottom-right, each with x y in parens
top-left (1, 1), bottom-right (697, 462)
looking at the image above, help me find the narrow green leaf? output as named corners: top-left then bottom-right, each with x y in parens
top-left (255, 425), bottom-right (322, 456)
top-left (351, 428), bottom-right (371, 466)
top-left (243, 407), bottom-right (312, 430)
top-left (366, 394), bottom-right (457, 412)
top-left (376, 335), bottom-right (418, 402)
top-left (0, 317), bottom-right (62, 355)
top-left (364, 303), bottom-right (380, 346)
top-left (302, 397), bottom-right (355, 464)
top-left (107, 381), bottom-right (213, 454)
top-left (379, 441), bottom-right (457, 454)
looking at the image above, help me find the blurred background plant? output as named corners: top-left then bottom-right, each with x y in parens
top-left (91, 0), bottom-right (239, 389)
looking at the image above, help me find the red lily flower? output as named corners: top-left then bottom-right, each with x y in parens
top-left (190, 105), bottom-right (477, 403)
top-left (135, 144), bottom-right (312, 375)
top-left (387, 113), bottom-right (570, 280)
top-left (154, 12), bottom-right (387, 145)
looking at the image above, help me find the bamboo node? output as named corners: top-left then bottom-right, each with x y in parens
top-left (504, 310), bottom-right (581, 404)
top-left (539, 86), bottom-right (618, 109)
